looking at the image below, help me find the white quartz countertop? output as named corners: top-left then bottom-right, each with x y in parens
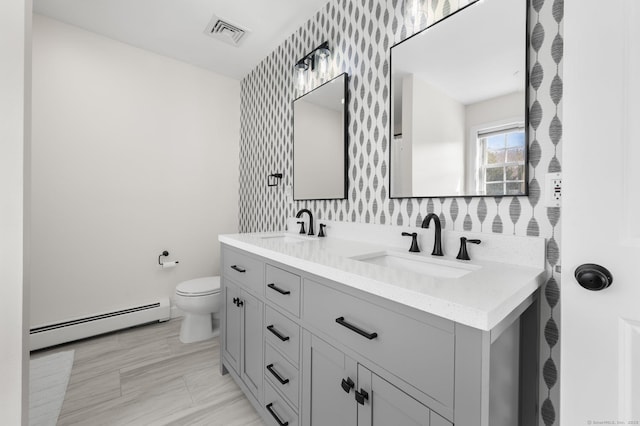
top-left (219, 231), bottom-right (546, 331)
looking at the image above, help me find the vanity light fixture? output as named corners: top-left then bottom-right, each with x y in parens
top-left (294, 41), bottom-right (331, 91)
top-left (405, 0), bottom-right (427, 33)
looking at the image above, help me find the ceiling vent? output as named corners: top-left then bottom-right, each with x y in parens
top-left (204, 15), bottom-right (249, 47)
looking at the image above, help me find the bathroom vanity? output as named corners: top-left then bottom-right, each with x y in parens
top-left (218, 222), bottom-right (545, 426)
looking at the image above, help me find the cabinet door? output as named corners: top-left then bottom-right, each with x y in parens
top-left (358, 365), bottom-right (432, 426)
top-left (241, 290), bottom-right (263, 401)
top-left (302, 333), bottom-right (357, 426)
top-left (223, 281), bottom-right (242, 374)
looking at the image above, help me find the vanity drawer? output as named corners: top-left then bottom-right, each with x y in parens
top-left (302, 279), bottom-right (455, 407)
top-left (264, 382), bottom-right (299, 426)
top-left (265, 306), bottom-right (300, 365)
top-left (265, 343), bottom-right (299, 408)
top-left (265, 264), bottom-right (301, 317)
top-left (223, 247), bottom-right (263, 295)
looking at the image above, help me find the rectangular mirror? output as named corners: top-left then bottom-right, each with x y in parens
top-left (293, 73), bottom-right (348, 200)
top-left (390, 0), bottom-right (528, 198)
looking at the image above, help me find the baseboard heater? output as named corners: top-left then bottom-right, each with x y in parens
top-left (30, 298), bottom-right (170, 351)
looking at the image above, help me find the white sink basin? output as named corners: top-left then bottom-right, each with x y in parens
top-left (352, 251), bottom-right (480, 278)
top-left (260, 234), bottom-right (311, 244)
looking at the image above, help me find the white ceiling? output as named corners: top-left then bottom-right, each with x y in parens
top-left (33, 0), bottom-right (331, 80)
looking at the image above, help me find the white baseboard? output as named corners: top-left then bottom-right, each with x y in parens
top-left (30, 298), bottom-right (171, 351)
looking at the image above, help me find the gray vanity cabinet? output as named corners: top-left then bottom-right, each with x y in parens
top-left (220, 244), bottom-right (538, 426)
top-left (223, 282), bottom-right (242, 373)
top-left (222, 279), bottom-right (264, 402)
top-left (358, 366), bottom-right (430, 426)
top-left (301, 332), bottom-right (358, 426)
top-left (358, 366), bottom-right (453, 426)
top-left (301, 331), bottom-right (451, 426)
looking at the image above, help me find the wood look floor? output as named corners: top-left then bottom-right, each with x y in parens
top-left (31, 319), bottom-right (265, 426)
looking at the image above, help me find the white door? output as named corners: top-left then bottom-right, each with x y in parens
top-left (562, 0), bottom-right (640, 424)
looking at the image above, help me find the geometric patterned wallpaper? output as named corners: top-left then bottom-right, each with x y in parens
top-left (239, 0), bottom-right (563, 423)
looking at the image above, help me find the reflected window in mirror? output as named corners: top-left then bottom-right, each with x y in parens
top-left (389, 0), bottom-right (529, 198)
top-left (477, 124), bottom-right (526, 195)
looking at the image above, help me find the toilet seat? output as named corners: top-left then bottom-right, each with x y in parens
top-left (176, 276), bottom-right (221, 297)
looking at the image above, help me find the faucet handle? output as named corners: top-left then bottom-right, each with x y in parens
top-left (297, 221), bottom-right (306, 235)
top-left (318, 223), bottom-right (327, 237)
top-left (456, 237), bottom-right (481, 261)
top-left (401, 232), bottom-right (420, 253)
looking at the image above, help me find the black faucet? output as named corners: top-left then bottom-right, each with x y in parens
top-left (421, 213), bottom-right (443, 256)
top-left (401, 232), bottom-right (420, 252)
top-left (295, 209), bottom-right (314, 236)
top-left (318, 223), bottom-right (327, 237)
top-left (456, 237), bottom-right (481, 261)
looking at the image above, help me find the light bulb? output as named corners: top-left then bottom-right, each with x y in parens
top-left (295, 61), bottom-right (308, 91)
top-left (406, 0), bottom-right (425, 33)
top-left (316, 47), bottom-right (331, 77)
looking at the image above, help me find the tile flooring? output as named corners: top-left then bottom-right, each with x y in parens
top-left (31, 319), bottom-right (265, 425)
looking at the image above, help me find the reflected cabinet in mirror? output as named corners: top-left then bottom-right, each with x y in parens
top-left (390, 0), bottom-right (529, 198)
top-left (293, 73), bottom-right (348, 200)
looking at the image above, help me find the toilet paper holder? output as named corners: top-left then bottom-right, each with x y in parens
top-left (158, 250), bottom-right (179, 267)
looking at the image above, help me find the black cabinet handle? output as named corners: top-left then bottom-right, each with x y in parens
top-left (265, 403), bottom-right (289, 426)
top-left (335, 317), bottom-right (378, 340)
top-left (237, 299), bottom-right (244, 307)
top-left (341, 377), bottom-right (355, 393)
top-left (355, 388), bottom-right (369, 405)
top-left (267, 325), bottom-right (290, 342)
top-left (266, 364), bottom-right (290, 385)
top-left (232, 297), bottom-right (239, 306)
top-left (267, 283), bottom-right (291, 295)
top-left (230, 265), bottom-right (246, 273)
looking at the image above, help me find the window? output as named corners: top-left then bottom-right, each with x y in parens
top-left (478, 125), bottom-right (526, 195)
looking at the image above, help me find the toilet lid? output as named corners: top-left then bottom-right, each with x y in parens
top-left (176, 276), bottom-right (221, 296)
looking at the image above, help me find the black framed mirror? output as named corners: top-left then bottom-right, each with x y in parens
top-left (390, 0), bottom-right (529, 198)
top-left (293, 73), bottom-right (348, 200)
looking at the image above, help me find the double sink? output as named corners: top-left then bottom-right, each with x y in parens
top-left (260, 233), bottom-right (479, 279)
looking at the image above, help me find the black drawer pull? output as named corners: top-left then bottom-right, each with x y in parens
top-left (341, 377), bottom-right (355, 393)
top-left (266, 363), bottom-right (290, 385)
top-left (267, 325), bottom-right (290, 342)
top-left (268, 283), bottom-right (291, 295)
top-left (265, 403), bottom-right (289, 426)
top-left (355, 388), bottom-right (369, 405)
top-left (230, 265), bottom-right (246, 273)
top-left (335, 317), bottom-right (378, 340)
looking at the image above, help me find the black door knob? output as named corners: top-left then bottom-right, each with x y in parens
top-left (574, 263), bottom-right (613, 291)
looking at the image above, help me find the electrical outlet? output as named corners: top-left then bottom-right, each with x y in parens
top-left (545, 172), bottom-right (562, 207)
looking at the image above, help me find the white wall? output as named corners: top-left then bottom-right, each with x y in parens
top-left (465, 91), bottom-right (524, 131)
top-left (30, 15), bottom-right (240, 327)
top-left (410, 75), bottom-right (465, 195)
top-left (393, 76), bottom-right (414, 196)
top-left (0, 0), bottom-right (31, 423)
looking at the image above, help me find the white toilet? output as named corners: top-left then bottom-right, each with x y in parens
top-left (174, 276), bottom-right (221, 343)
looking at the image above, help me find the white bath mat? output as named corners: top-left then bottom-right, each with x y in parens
top-left (29, 350), bottom-right (74, 426)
